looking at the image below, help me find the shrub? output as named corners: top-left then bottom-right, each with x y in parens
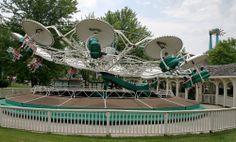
top-left (0, 79), bottom-right (10, 88)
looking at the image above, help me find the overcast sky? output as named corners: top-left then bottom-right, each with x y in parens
top-left (74, 0), bottom-right (236, 55)
top-left (1, 0), bottom-right (235, 55)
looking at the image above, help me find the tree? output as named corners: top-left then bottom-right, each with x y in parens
top-left (0, 0), bottom-right (78, 86)
top-left (0, 23), bottom-right (17, 79)
top-left (0, 0), bottom-right (77, 28)
top-left (208, 38), bottom-right (236, 65)
top-left (101, 7), bottom-right (151, 59)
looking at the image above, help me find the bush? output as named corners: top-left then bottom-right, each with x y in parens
top-left (0, 79), bottom-right (10, 88)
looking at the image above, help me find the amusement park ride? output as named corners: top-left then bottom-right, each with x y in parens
top-left (209, 28), bottom-right (225, 50)
top-left (8, 19), bottom-right (210, 95)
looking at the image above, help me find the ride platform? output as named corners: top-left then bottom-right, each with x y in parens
top-left (4, 93), bottom-right (199, 110)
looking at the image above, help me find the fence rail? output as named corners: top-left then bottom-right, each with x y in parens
top-left (0, 105), bottom-right (236, 136)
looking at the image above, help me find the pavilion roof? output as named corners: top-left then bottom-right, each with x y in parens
top-left (206, 63), bottom-right (236, 76)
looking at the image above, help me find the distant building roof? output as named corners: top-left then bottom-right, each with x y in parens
top-left (206, 63), bottom-right (236, 76)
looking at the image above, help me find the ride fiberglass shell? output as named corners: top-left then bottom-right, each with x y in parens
top-left (159, 55), bottom-right (181, 72)
top-left (183, 69), bottom-right (210, 89)
top-left (87, 37), bottom-right (102, 59)
top-left (101, 72), bottom-right (158, 92)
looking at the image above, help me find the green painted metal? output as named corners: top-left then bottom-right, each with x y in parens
top-left (87, 37), bottom-right (102, 59)
top-left (209, 33), bottom-right (213, 50)
top-left (102, 72), bottom-right (157, 92)
top-left (209, 28), bottom-right (223, 50)
top-left (183, 69), bottom-right (210, 89)
top-left (159, 55), bottom-right (181, 72)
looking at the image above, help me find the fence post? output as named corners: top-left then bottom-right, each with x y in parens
top-left (0, 108), bottom-right (2, 127)
top-left (210, 111), bottom-right (214, 132)
top-left (234, 109), bottom-right (236, 128)
top-left (164, 112), bottom-right (168, 135)
top-left (11, 88), bottom-right (14, 96)
top-left (106, 111), bottom-right (110, 136)
top-left (47, 111), bottom-right (51, 132)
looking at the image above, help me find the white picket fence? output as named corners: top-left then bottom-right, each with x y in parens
top-left (0, 105), bottom-right (236, 136)
top-left (1, 88), bottom-right (236, 136)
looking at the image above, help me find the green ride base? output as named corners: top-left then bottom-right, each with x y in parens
top-left (0, 99), bottom-right (205, 123)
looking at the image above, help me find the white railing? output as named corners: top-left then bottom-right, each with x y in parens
top-left (216, 95), bottom-right (233, 107)
top-left (226, 96), bottom-right (233, 107)
top-left (218, 95), bottom-right (224, 105)
top-left (202, 94), bottom-right (215, 104)
top-left (0, 105), bottom-right (236, 136)
top-left (157, 90), bottom-right (175, 98)
top-left (178, 93), bottom-right (185, 98)
top-left (0, 88), bottom-right (31, 98)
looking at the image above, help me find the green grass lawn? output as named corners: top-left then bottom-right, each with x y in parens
top-left (0, 127), bottom-right (236, 142)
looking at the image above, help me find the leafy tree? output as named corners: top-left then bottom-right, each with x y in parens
top-left (0, 0), bottom-right (77, 29)
top-left (0, 23), bottom-right (17, 79)
top-left (80, 70), bottom-right (103, 85)
top-left (0, 0), bottom-right (78, 86)
top-left (208, 38), bottom-right (236, 65)
top-left (101, 7), bottom-right (151, 58)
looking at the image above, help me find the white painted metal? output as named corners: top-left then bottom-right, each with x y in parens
top-left (18, 19), bottom-right (203, 78)
top-left (17, 19), bottom-right (210, 79)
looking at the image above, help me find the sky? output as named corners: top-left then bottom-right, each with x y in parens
top-left (74, 0), bottom-right (236, 55)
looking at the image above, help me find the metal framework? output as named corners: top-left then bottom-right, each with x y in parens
top-left (12, 19), bottom-right (195, 78)
top-left (7, 18), bottom-right (211, 95)
top-left (31, 85), bottom-right (175, 99)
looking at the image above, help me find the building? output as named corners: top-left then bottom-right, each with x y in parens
top-left (160, 63), bottom-right (236, 107)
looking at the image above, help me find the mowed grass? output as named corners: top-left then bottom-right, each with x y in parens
top-left (0, 127), bottom-right (236, 142)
